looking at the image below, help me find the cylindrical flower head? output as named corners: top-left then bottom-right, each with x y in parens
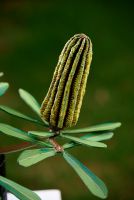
top-left (40, 33), bottom-right (92, 130)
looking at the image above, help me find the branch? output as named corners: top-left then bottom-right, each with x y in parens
top-left (0, 142), bottom-right (35, 154)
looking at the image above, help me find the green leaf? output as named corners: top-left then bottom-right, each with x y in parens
top-left (18, 89), bottom-right (40, 115)
top-left (0, 176), bottom-right (41, 200)
top-left (82, 132), bottom-right (114, 141)
top-left (61, 134), bottom-right (107, 148)
top-left (18, 148), bottom-right (56, 167)
top-left (28, 131), bottom-right (54, 138)
top-left (0, 105), bottom-right (44, 126)
top-left (19, 88), bottom-right (49, 127)
top-left (62, 122), bottom-right (121, 134)
top-left (0, 72), bottom-right (4, 77)
top-left (0, 123), bottom-right (33, 141)
top-left (63, 132), bottom-right (113, 149)
top-left (63, 152), bottom-right (108, 199)
top-left (0, 123), bottom-right (51, 147)
top-left (0, 82), bottom-right (9, 96)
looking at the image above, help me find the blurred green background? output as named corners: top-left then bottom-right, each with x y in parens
top-left (0, 1), bottom-right (134, 200)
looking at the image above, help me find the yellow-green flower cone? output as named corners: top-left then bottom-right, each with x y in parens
top-left (40, 33), bottom-right (92, 130)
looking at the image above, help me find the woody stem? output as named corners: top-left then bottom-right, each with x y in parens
top-left (48, 136), bottom-right (63, 152)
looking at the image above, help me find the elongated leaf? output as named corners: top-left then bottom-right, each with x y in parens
top-left (19, 89), bottom-right (49, 127)
top-left (62, 122), bottom-right (121, 134)
top-left (18, 89), bottom-right (40, 115)
top-left (0, 123), bottom-right (33, 141)
top-left (81, 132), bottom-right (114, 141)
top-left (28, 131), bottom-right (54, 138)
top-left (63, 152), bottom-right (108, 199)
top-left (0, 82), bottom-right (9, 96)
top-left (63, 132), bottom-right (113, 149)
top-left (62, 142), bottom-right (77, 150)
top-left (61, 134), bottom-right (107, 148)
top-left (0, 123), bottom-right (51, 147)
top-left (0, 72), bottom-right (4, 77)
top-left (18, 148), bottom-right (56, 167)
top-left (0, 176), bottom-right (41, 200)
top-left (0, 105), bottom-right (44, 126)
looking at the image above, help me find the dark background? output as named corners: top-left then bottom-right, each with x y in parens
top-left (0, 1), bottom-right (134, 200)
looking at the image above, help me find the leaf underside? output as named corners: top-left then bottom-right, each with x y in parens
top-left (18, 148), bottom-right (56, 167)
top-left (0, 176), bottom-right (41, 200)
top-left (61, 134), bottom-right (107, 148)
top-left (63, 152), bottom-right (108, 199)
top-left (28, 131), bottom-right (54, 138)
top-left (63, 132), bottom-right (113, 149)
top-left (0, 123), bottom-right (51, 147)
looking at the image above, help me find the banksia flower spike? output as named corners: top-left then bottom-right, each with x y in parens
top-left (40, 34), bottom-right (92, 130)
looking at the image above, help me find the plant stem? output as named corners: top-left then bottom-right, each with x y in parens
top-left (0, 142), bottom-right (35, 154)
top-left (48, 137), bottom-right (63, 152)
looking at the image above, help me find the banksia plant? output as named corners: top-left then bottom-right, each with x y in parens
top-left (0, 34), bottom-right (121, 200)
top-left (41, 34), bottom-right (92, 130)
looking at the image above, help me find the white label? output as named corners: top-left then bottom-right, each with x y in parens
top-left (7, 190), bottom-right (62, 200)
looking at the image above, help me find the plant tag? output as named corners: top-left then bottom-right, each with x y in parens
top-left (7, 190), bottom-right (62, 200)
